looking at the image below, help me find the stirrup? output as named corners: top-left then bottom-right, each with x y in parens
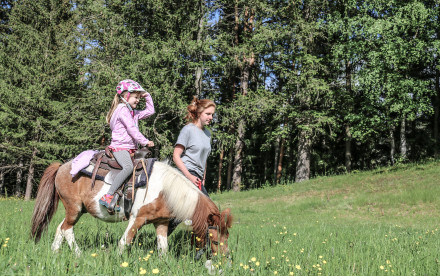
top-left (107, 193), bottom-right (121, 214)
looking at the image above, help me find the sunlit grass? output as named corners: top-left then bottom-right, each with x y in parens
top-left (1, 160), bottom-right (440, 274)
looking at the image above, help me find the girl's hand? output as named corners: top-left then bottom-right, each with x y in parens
top-left (146, 141), bottom-right (154, 147)
top-left (141, 92), bottom-right (151, 98)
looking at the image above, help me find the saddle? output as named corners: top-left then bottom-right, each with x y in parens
top-left (83, 147), bottom-right (155, 218)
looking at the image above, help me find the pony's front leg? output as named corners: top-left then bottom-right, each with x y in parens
top-left (118, 215), bottom-right (146, 254)
top-left (154, 222), bottom-right (169, 256)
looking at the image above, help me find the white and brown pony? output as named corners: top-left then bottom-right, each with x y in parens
top-left (31, 160), bottom-right (233, 258)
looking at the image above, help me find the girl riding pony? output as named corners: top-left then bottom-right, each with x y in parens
top-left (99, 79), bottom-right (155, 212)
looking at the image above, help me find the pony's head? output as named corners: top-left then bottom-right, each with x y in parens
top-left (206, 208), bottom-right (233, 257)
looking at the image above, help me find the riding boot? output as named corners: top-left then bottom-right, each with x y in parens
top-left (108, 193), bottom-right (120, 215)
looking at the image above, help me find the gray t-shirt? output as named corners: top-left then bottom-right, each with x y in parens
top-left (175, 123), bottom-right (212, 178)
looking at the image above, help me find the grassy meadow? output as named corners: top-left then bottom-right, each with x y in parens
top-left (1, 160), bottom-right (440, 275)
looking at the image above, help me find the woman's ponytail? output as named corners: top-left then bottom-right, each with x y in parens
top-left (184, 96), bottom-right (216, 123)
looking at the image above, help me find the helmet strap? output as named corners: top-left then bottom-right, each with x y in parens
top-left (120, 95), bottom-right (133, 113)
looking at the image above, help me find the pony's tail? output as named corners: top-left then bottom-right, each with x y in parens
top-left (31, 162), bottom-right (61, 243)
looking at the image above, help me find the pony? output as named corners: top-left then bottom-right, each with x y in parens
top-left (30, 160), bottom-right (233, 258)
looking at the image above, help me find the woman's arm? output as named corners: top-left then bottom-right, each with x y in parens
top-left (173, 145), bottom-right (201, 187)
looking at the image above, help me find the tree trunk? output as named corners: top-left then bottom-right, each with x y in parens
top-left (15, 158), bottom-right (23, 197)
top-left (345, 124), bottom-right (352, 173)
top-left (24, 147), bottom-right (38, 200)
top-left (194, 0), bottom-right (205, 97)
top-left (400, 116), bottom-right (407, 160)
top-left (0, 170), bottom-right (4, 195)
top-left (227, 148), bottom-right (233, 190)
top-left (434, 64), bottom-right (439, 156)
top-left (232, 120), bottom-right (245, 191)
top-left (273, 136), bottom-right (280, 182)
top-left (276, 138), bottom-right (285, 184)
top-left (345, 60), bottom-right (352, 173)
top-left (390, 126), bottom-right (395, 166)
top-left (295, 128), bottom-right (311, 182)
top-left (217, 148), bottom-right (224, 193)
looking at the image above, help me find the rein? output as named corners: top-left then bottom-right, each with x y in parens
top-left (195, 225), bottom-right (219, 261)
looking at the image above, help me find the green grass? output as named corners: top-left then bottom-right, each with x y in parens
top-left (1, 160), bottom-right (440, 275)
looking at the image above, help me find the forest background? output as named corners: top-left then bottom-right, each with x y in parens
top-left (1, 0), bottom-right (440, 200)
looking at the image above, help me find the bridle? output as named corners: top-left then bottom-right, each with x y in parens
top-left (195, 226), bottom-right (219, 260)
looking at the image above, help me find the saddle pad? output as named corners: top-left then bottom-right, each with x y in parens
top-left (80, 158), bottom-right (157, 188)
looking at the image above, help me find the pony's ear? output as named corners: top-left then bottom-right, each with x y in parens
top-left (207, 213), bottom-right (220, 226)
top-left (221, 208), bottom-right (233, 229)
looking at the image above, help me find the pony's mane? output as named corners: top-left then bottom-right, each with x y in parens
top-left (154, 161), bottom-right (204, 220)
top-left (154, 161), bottom-right (220, 241)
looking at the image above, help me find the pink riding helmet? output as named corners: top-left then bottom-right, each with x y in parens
top-left (116, 79), bottom-right (147, 99)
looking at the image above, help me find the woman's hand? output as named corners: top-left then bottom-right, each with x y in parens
top-left (146, 141), bottom-right (154, 147)
top-left (187, 174), bottom-right (202, 187)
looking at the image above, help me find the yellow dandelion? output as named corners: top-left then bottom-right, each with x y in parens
top-left (243, 265), bottom-right (249, 270)
top-left (149, 250), bottom-right (154, 254)
top-left (256, 262), bottom-right (260, 266)
top-left (386, 260), bottom-right (391, 264)
top-left (318, 267), bottom-right (322, 271)
top-left (272, 257), bottom-right (275, 260)
top-left (220, 242), bottom-right (224, 246)
top-left (275, 241), bottom-right (279, 244)
top-left (319, 256), bottom-right (323, 259)
top-left (91, 253), bottom-right (97, 257)
top-left (139, 268), bottom-right (147, 275)
top-left (4, 241), bottom-right (8, 244)
top-left (2, 244), bottom-right (7, 247)
top-left (196, 237), bottom-right (201, 241)
top-left (380, 265), bottom-right (384, 270)
top-left (293, 233), bottom-right (297, 236)
top-left (289, 273), bottom-right (294, 276)
top-left (121, 262), bottom-right (129, 267)
top-left (152, 268), bottom-right (159, 274)
top-left (250, 268), bottom-right (254, 272)
top-left (323, 260), bottom-right (327, 264)
top-left (5, 238), bottom-right (9, 241)
top-left (295, 265), bottom-right (301, 270)
top-left (274, 271), bottom-right (278, 275)
top-left (251, 257), bottom-right (256, 262)
top-left (209, 233), bottom-right (213, 237)
top-left (240, 263), bottom-right (243, 267)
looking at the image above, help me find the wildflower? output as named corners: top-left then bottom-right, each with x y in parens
top-left (91, 253), bottom-right (97, 257)
top-left (149, 250), bottom-right (154, 254)
top-left (152, 268), bottom-right (159, 274)
top-left (386, 260), bottom-right (391, 265)
top-left (240, 263), bottom-right (243, 267)
top-left (251, 257), bottom-right (256, 262)
top-left (139, 268), bottom-right (147, 275)
top-left (323, 260), bottom-right (327, 264)
top-left (293, 233), bottom-right (297, 236)
top-left (256, 262), bottom-right (260, 266)
top-left (2, 244), bottom-right (7, 247)
top-left (220, 242), bottom-right (224, 246)
top-left (5, 238), bottom-right (9, 241)
top-left (319, 256), bottom-right (323, 259)
top-left (272, 257), bottom-right (275, 260)
top-left (295, 265), bottom-right (301, 270)
top-left (290, 273), bottom-right (294, 276)
top-left (243, 265), bottom-right (249, 270)
top-left (121, 262), bottom-right (129, 267)
top-left (380, 266), bottom-right (384, 270)
top-left (274, 271), bottom-right (278, 275)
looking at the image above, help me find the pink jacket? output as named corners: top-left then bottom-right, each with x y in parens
top-left (109, 96), bottom-right (155, 149)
